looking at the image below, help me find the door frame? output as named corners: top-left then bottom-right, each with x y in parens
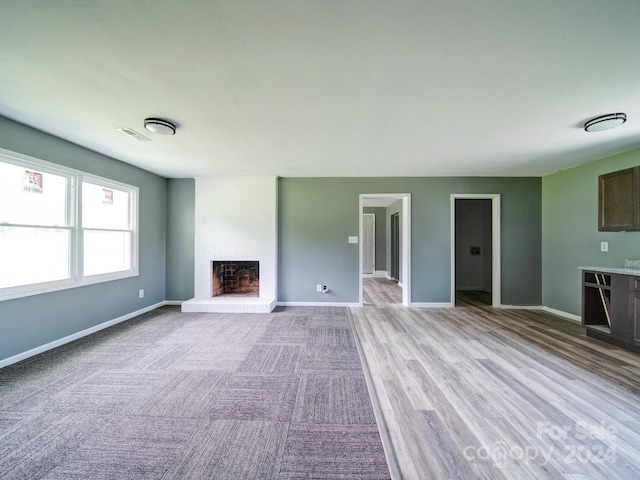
top-left (450, 194), bottom-right (501, 307)
top-left (359, 194), bottom-right (411, 307)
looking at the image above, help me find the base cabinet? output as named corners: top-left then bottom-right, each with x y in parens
top-left (634, 292), bottom-right (640, 345)
top-left (582, 270), bottom-right (640, 354)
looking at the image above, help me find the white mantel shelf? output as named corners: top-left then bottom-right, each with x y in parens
top-left (181, 297), bottom-right (277, 313)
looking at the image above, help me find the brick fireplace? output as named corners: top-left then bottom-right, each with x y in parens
top-left (181, 176), bottom-right (276, 313)
top-left (212, 261), bottom-right (259, 297)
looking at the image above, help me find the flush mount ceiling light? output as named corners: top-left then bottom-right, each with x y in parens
top-left (143, 118), bottom-right (176, 135)
top-left (584, 113), bottom-right (627, 132)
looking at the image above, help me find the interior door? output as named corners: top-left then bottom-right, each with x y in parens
top-left (362, 213), bottom-right (375, 274)
top-left (391, 213), bottom-right (400, 282)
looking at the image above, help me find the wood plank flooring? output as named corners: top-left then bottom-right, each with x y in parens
top-left (363, 276), bottom-right (403, 306)
top-left (352, 278), bottom-right (640, 480)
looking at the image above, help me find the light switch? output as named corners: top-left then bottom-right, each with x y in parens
top-left (601, 241), bottom-right (608, 252)
top-left (348, 236), bottom-right (358, 244)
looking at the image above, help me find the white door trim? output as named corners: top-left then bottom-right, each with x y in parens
top-left (359, 194), bottom-right (411, 307)
top-left (450, 194), bottom-right (501, 307)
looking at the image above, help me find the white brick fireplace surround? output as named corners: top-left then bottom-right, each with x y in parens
top-left (181, 177), bottom-right (277, 313)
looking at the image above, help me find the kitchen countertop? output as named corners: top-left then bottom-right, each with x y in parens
top-left (578, 266), bottom-right (640, 276)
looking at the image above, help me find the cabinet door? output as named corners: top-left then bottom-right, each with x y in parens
top-left (634, 292), bottom-right (640, 345)
top-left (598, 166), bottom-right (640, 231)
top-left (609, 274), bottom-right (631, 341)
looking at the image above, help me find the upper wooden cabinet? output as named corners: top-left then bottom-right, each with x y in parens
top-left (598, 166), bottom-right (640, 231)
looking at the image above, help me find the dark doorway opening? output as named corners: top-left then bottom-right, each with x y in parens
top-left (454, 199), bottom-right (492, 306)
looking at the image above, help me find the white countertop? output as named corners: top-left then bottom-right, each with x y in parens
top-left (579, 266), bottom-right (640, 276)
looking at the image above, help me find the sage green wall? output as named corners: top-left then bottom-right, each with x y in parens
top-left (279, 177), bottom-right (541, 304)
top-left (166, 178), bottom-right (195, 301)
top-left (542, 148), bottom-right (640, 315)
top-left (0, 116), bottom-right (167, 363)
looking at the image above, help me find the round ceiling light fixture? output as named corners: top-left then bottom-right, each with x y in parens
top-left (143, 118), bottom-right (176, 135)
top-left (584, 113), bottom-right (627, 132)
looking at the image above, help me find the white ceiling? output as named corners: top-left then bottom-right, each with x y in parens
top-left (1, 1), bottom-right (639, 179)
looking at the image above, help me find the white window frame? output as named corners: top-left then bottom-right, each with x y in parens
top-left (0, 147), bottom-right (139, 301)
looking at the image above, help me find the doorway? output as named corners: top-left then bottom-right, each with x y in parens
top-left (450, 194), bottom-right (501, 307)
top-left (359, 194), bottom-right (411, 307)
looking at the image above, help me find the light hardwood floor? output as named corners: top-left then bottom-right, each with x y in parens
top-left (352, 278), bottom-right (640, 480)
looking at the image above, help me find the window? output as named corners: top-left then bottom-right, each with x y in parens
top-left (82, 180), bottom-right (135, 276)
top-left (0, 161), bottom-right (72, 289)
top-left (0, 148), bottom-right (138, 301)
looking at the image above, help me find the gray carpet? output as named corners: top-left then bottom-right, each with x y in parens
top-left (0, 306), bottom-right (391, 480)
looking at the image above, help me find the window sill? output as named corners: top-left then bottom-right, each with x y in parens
top-left (0, 270), bottom-right (139, 302)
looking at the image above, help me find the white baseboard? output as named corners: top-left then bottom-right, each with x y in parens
top-left (500, 304), bottom-right (582, 323)
top-left (164, 300), bottom-right (184, 306)
top-left (0, 301), bottom-right (166, 369)
top-left (540, 306), bottom-right (582, 323)
top-left (500, 304), bottom-right (543, 310)
top-left (411, 302), bottom-right (454, 308)
top-left (277, 301), bottom-right (360, 308)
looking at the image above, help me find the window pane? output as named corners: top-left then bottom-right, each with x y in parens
top-left (82, 181), bottom-right (130, 230)
top-left (0, 227), bottom-right (70, 288)
top-left (84, 230), bottom-right (131, 276)
top-left (0, 162), bottom-right (68, 226)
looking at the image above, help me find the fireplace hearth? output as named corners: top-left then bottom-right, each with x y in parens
top-left (212, 261), bottom-right (259, 297)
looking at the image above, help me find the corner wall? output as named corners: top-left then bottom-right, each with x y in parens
top-left (0, 116), bottom-right (167, 364)
top-left (542, 148), bottom-right (640, 315)
top-left (166, 178), bottom-right (195, 301)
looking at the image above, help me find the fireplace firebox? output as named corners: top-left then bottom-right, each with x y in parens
top-left (212, 261), bottom-right (259, 297)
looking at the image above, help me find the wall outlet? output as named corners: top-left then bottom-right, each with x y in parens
top-left (316, 284), bottom-right (322, 292)
top-left (601, 241), bottom-right (609, 252)
top-left (139, 289), bottom-right (144, 298)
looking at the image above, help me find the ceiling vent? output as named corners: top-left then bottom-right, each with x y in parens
top-left (116, 127), bottom-right (151, 141)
